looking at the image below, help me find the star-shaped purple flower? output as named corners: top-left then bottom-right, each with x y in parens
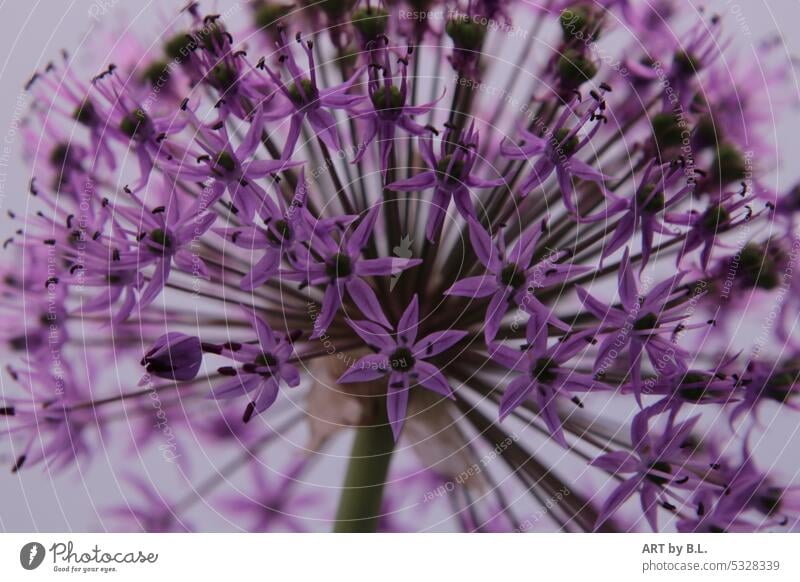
top-left (261, 32), bottom-right (365, 159)
top-left (592, 407), bottom-right (700, 531)
top-left (112, 195), bottom-right (217, 310)
top-left (602, 159), bottom-right (693, 269)
top-left (500, 92), bottom-right (612, 215)
top-left (210, 307), bottom-right (300, 422)
top-left (577, 248), bottom-right (689, 404)
top-left (215, 169), bottom-right (353, 290)
top-left (167, 106), bottom-right (302, 221)
top-left (387, 124), bottom-right (505, 241)
top-left (446, 218), bottom-right (589, 341)
top-left (338, 295), bottom-right (467, 440)
top-left (354, 43), bottom-right (439, 178)
top-left (286, 205), bottom-right (421, 337)
top-left (489, 321), bottom-right (595, 446)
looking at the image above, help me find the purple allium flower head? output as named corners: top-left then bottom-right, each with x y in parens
top-left (338, 295), bottom-right (467, 440)
top-left (4, 0), bottom-right (799, 534)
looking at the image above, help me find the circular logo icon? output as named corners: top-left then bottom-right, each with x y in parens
top-left (19, 542), bottom-right (46, 570)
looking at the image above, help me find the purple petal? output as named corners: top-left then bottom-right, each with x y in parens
top-left (311, 283), bottom-right (343, 338)
top-left (338, 354), bottom-right (390, 383)
top-left (413, 329), bottom-right (468, 358)
top-left (387, 171), bottom-right (437, 192)
top-left (590, 451), bottom-right (639, 474)
top-left (397, 295), bottom-right (419, 345)
top-left (467, 218), bottom-right (499, 270)
top-left (414, 361), bottom-right (455, 399)
top-left (594, 477), bottom-right (641, 531)
top-left (345, 278), bottom-right (390, 327)
top-left (499, 376), bottom-right (534, 420)
top-left (240, 305), bottom-right (277, 349)
top-left (253, 377), bottom-right (280, 414)
top-left (618, 248), bottom-right (639, 310)
top-left (347, 206), bottom-right (380, 255)
top-left (355, 257), bottom-right (421, 277)
top-left (484, 289), bottom-right (511, 342)
top-left (445, 275), bottom-right (498, 298)
top-left (386, 373), bottom-right (410, 440)
top-left (345, 319), bottom-right (394, 351)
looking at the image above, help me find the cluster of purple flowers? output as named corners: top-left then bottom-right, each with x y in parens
top-left (1, 0), bottom-right (798, 533)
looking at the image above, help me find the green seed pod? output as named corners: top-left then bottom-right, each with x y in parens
top-left (352, 8), bottom-right (389, 41)
top-left (651, 112), bottom-right (684, 151)
top-left (446, 14), bottom-right (486, 51)
top-left (557, 48), bottom-right (598, 90)
top-left (711, 143), bottom-right (747, 185)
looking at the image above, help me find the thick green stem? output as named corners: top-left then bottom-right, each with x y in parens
top-left (333, 419), bottom-right (396, 533)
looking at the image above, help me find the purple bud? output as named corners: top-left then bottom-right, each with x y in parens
top-left (141, 333), bottom-right (203, 382)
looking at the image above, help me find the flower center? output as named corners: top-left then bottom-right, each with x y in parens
top-left (500, 263), bottom-right (526, 289)
top-left (254, 4), bottom-right (292, 34)
top-left (646, 460), bottom-right (672, 486)
top-left (554, 128), bottom-right (579, 157)
top-left (435, 155), bottom-right (465, 184)
top-left (325, 253), bottom-right (353, 279)
top-left (755, 487), bottom-right (782, 516)
top-left (557, 49), bottom-right (598, 90)
top-left (267, 219), bottom-right (293, 246)
top-left (678, 372), bottom-right (711, 401)
top-left (636, 184), bottom-right (665, 213)
top-left (148, 228), bottom-right (174, 253)
top-left (215, 151), bottom-right (237, 174)
top-left (673, 50), bottom-right (700, 76)
top-left (370, 85), bottom-right (404, 115)
top-left (50, 143), bottom-right (72, 168)
top-left (712, 143), bottom-right (747, 185)
top-left (73, 99), bottom-right (97, 126)
top-left (352, 8), bottom-right (389, 40)
top-left (445, 15), bottom-right (486, 50)
top-left (142, 60), bottom-right (171, 87)
top-left (532, 358), bottom-right (557, 384)
top-left (120, 108), bottom-right (151, 141)
top-left (287, 78), bottom-right (317, 106)
top-left (165, 32), bottom-right (194, 63)
top-left (256, 352), bottom-right (278, 367)
top-left (701, 205), bottom-right (730, 232)
top-left (390, 347), bottom-right (415, 372)
top-left (633, 312), bottom-right (658, 331)
top-left (211, 62), bottom-right (238, 91)
top-left (764, 372), bottom-right (796, 403)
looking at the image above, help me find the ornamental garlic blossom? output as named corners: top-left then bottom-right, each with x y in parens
top-left (1, 0), bottom-right (799, 536)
